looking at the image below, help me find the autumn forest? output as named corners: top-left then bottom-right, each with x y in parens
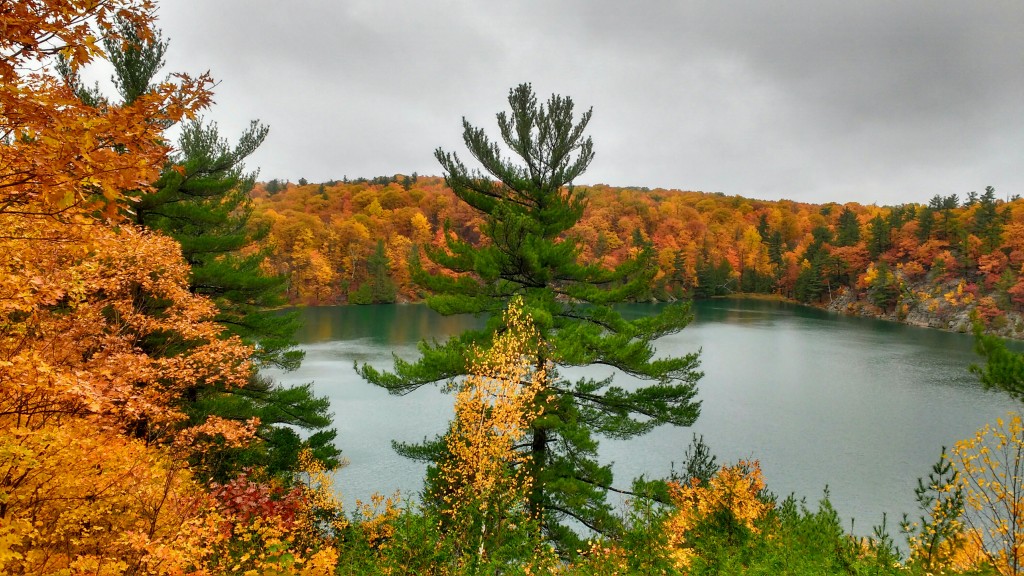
top-left (4, 2), bottom-right (1024, 575)
top-left (255, 175), bottom-right (1024, 336)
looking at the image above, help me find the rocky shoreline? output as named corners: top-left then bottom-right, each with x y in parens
top-left (821, 281), bottom-right (1024, 340)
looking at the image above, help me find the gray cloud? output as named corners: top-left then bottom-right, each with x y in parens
top-left (149, 0), bottom-right (1023, 204)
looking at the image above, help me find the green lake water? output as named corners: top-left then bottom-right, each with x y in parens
top-left (262, 298), bottom-right (1014, 532)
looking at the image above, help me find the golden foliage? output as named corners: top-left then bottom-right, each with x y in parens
top-left (1, 1), bottom-right (213, 219)
top-left (663, 460), bottom-right (771, 569)
top-left (0, 420), bottom-right (219, 574)
top-left (950, 413), bottom-right (1024, 575)
top-left (0, 4), bottom-right (323, 574)
top-left (353, 492), bottom-right (401, 550)
top-left (0, 219), bottom-right (254, 443)
top-left (437, 297), bottom-right (547, 557)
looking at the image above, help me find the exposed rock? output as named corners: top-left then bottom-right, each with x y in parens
top-left (817, 279), bottom-right (1024, 339)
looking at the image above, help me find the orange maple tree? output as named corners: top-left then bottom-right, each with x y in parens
top-left (0, 3), bottom-right (341, 573)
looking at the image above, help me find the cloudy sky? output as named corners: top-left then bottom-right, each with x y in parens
top-left (143, 1), bottom-right (1022, 205)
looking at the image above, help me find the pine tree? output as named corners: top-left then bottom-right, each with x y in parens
top-left (972, 328), bottom-right (1024, 402)
top-left (85, 18), bottom-right (340, 479)
top-left (835, 206), bottom-right (861, 247)
top-left (360, 83), bottom-right (702, 550)
top-left (972, 186), bottom-right (1004, 252)
top-left (916, 206), bottom-right (936, 242)
top-left (367, 239), bottom-right (397, 302)
top-left (767, 230), bottom-right (785, 268)
top-left (867, 214), bottom-right (892, 259)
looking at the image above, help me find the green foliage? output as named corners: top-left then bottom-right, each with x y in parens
top-left (767, 229), bottom-right (786, 268)
top-left (740, 267), bottom-right (776, 293)
top-left (971, 326), bottom-right (1024, 401)
top-left (332, 484), bottom-right (917, 575)
top-left (867, 214), bottom-right (893, 259)
top-left (678, 433), bottom-right (719, 486)
top-left (696, 255), bottom-right (734, 298)
top-left (794, 261), bottom-right (825, 303)
top-left (634, 432), bottom-right (722, 504)
top-left (147, 119), bottom-right (304, 367)
top-left (972, 186), bottom-right (1005, 252)
top-left (748, 493), bottom-right (897, 576)
top-left (901, 447), bottom-right (968, 574)
top-left (917, 206), bottom-right (936, 242)
top-left (189, 375), bottom-right (340, 481)
top-left (99, 25), bottom-right (339, 479)
top-left (836, 206), bottom-right (862, 247)
top-left (868, 262), bottom-right (902, 311)
top-left (337, 501), bottom-right (555, 576)
top-left (361, 83), bottom-right (702, 552)
top-left (352, 240), bottom-right (398, 304)
top-left (105, 16), bottom-right (167, 105)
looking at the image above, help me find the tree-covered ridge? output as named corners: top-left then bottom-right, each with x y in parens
top-left (8, 3), bottom-right (1024, 573)
top-left (252, 176), bottom-right (1024, 335)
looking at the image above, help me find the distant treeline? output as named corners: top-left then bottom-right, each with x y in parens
top-left (252, 176), bottom-right (1024, 333)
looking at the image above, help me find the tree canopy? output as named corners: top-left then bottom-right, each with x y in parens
top-left (361, 83), bottom-right (702, 549)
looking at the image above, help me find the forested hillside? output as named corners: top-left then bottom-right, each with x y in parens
top-left (254, 176), bottom-right (1024, 336)
top-left (7, 3), bottom-right (1024, 574)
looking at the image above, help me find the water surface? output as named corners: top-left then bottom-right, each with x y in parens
top-left (264, 299), bottom-right (1013, 531)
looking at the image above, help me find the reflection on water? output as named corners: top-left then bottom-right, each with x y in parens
top-left (266, 298), bottom-right (1013, 533)
top-left (291, 303), bottom-right (487, 348)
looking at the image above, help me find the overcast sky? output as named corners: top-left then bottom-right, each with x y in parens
top-left (141, 1), bottom-right (1023, 205)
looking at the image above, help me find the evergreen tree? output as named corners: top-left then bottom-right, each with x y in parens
top-left (803, 226), bottom-right (832, 263)
top-left (937, 194), bottom-right (961, 240)
top-left (972, 327), bottom-right (1024, 402)
top-left (916, 206), bottom-right (935, 242)
top-left (360, 84), bottom-right (702, 550)
top-left (351, 239), bottom-right (398, 304)
top-left (867, 262), bottom-right (901, 312)
top-left (594, 230), bottom-right (609, 259)
top-left (671, 249), bottom-right (689, 297)
top-left (866, 214), bottom-right (892, 259)
top-left (756, 213), bottom-right (770, 240)
top-left (889, 204), bottom-right (913, 229)
top-left (90, 19), bottom-right (340, 479)
top-left (972, 186), bottom-right (1005, 252)
top-left (835, 206), bottom-right (861, 247)
top-left (695, 254), bottom-right (734, 298)
top-left (794, 260), bottom-right (825, 303)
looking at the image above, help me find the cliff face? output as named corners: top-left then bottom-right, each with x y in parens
top-left (823, 278), bottom-right (1024, 340)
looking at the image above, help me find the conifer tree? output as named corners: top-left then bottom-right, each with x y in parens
top-left (360, 83), bottom-right (702, 550)
top-left (835, 206), bottom-right (861, 247)
top-left (351, 239), bottom-right (398, 304)
top-left (76, 18), bottom-right (340, 479)
top-left (972, 186), bottom-right (1005, 253)
top-left (972, 329), bottom-right (1024, 402)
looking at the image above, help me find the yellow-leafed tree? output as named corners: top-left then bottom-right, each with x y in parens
top-left (950, 413), bottom-right (1024, 575)
top-left (663, 460), bottom-right (772, 570)
top-left (436, 297), bottom-right (548, 566)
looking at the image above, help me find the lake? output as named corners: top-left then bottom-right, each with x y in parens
top-left (262, 298), bottom-right (1014, 533)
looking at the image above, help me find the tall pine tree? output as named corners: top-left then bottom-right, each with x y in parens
top-left (360, 84), bottom-right (702, 550)
top-left (74, 17), bottom-right (340, 479)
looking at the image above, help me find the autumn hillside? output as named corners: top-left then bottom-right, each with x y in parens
top-left (254, 176), bottom-right (1024, 336)
top-left (8, 2), bottom-right (1024, 574)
